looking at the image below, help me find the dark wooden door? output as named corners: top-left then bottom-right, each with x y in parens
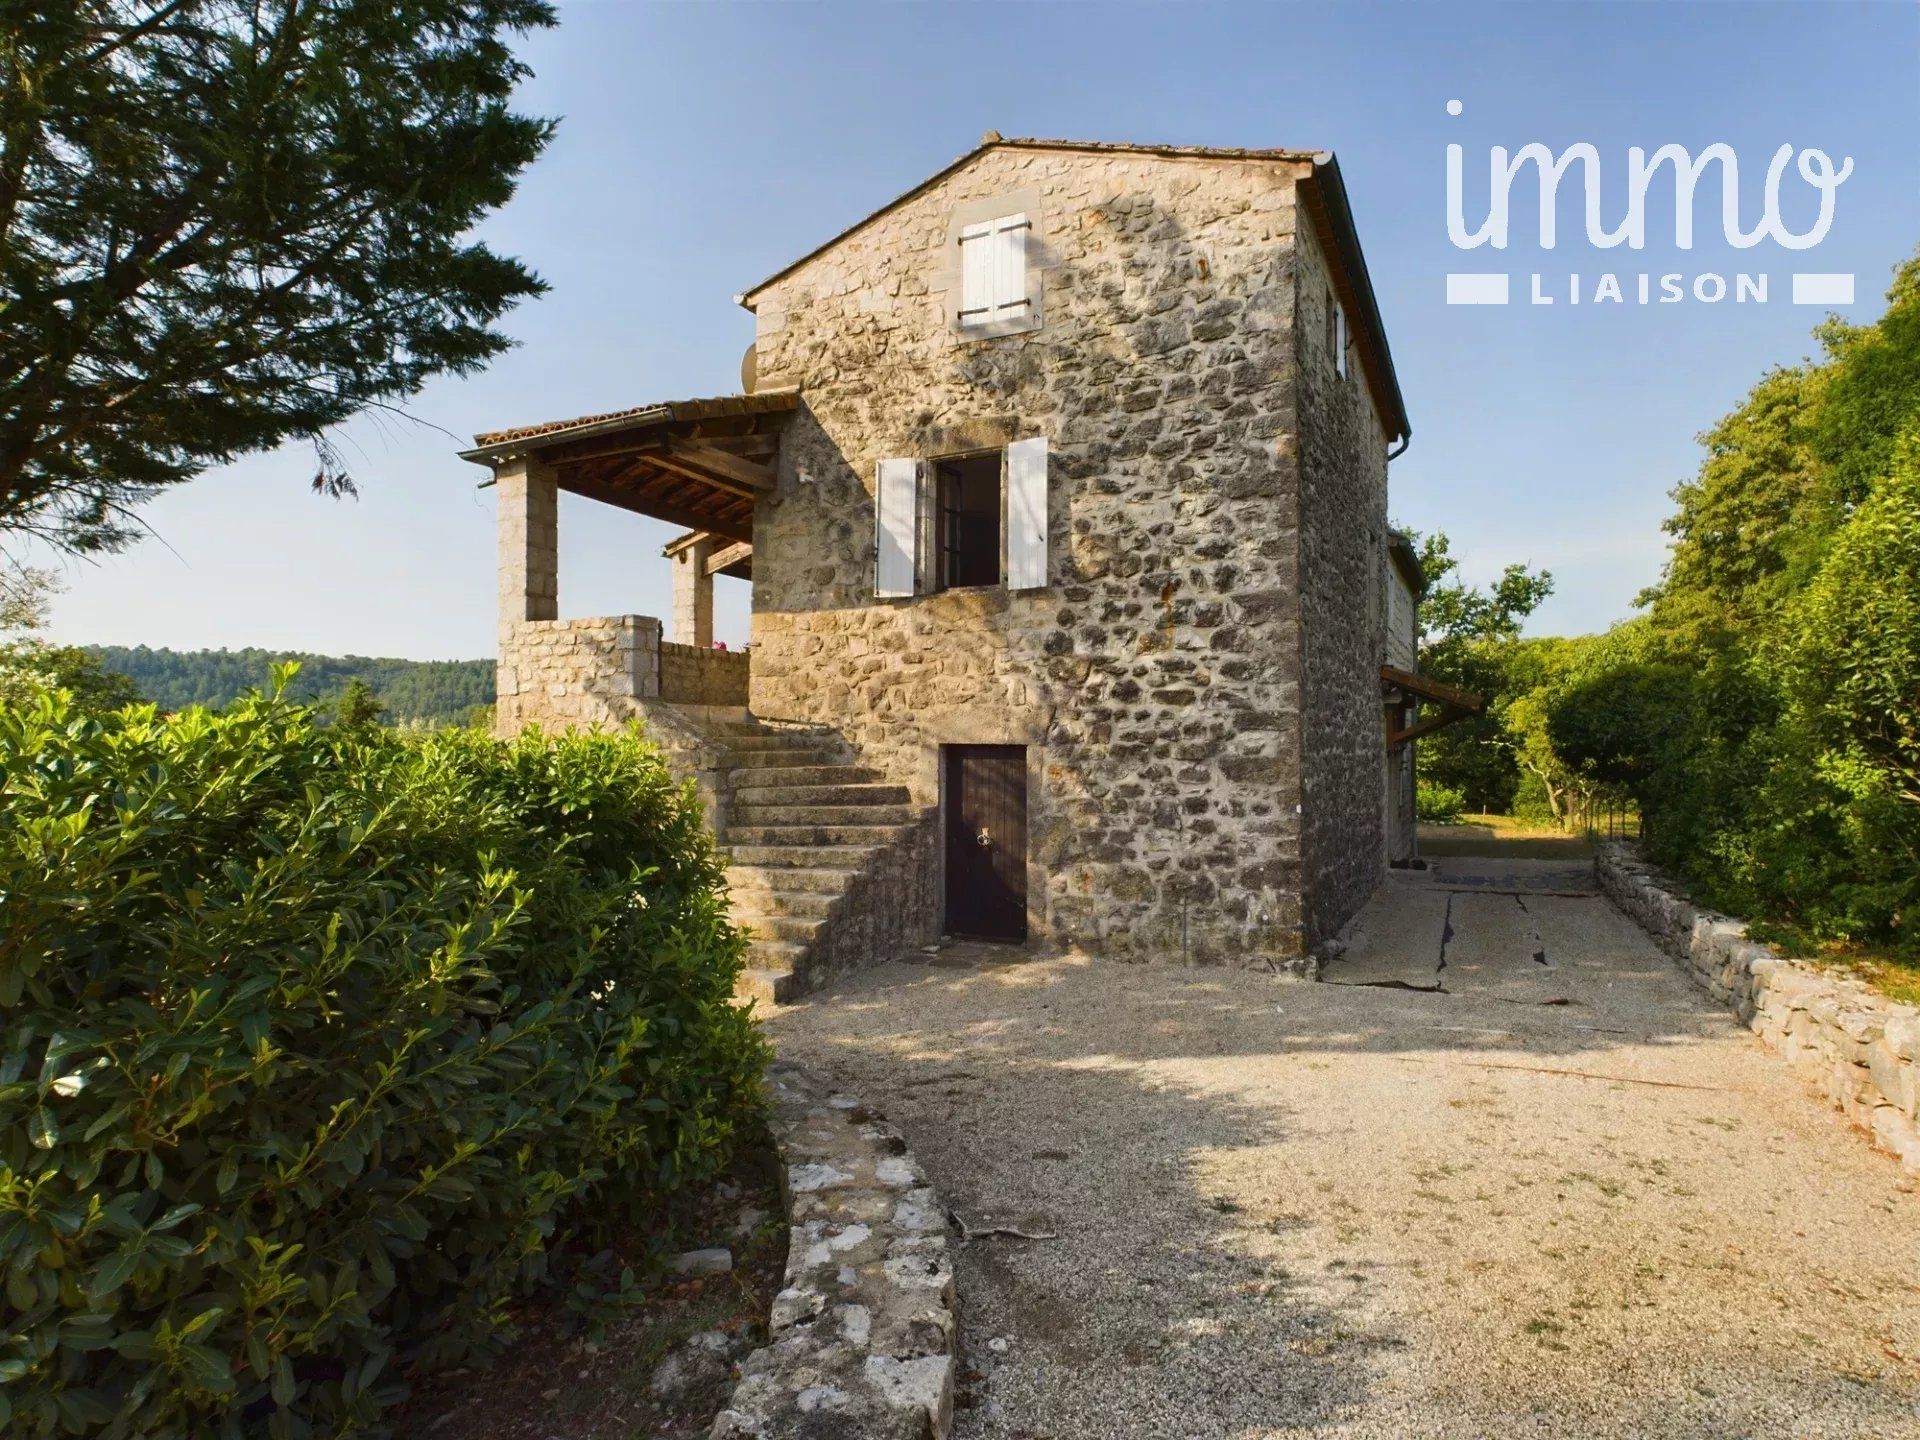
top-left (944, 745), bottom-right (1027, 941)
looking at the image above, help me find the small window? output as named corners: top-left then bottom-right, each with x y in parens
top-left (1327, 287), bottom-right (1350, 380)
top-left (935, 452), bottom-right (1002, 590)
top-left (958, 212), bottom-right (1031, 330)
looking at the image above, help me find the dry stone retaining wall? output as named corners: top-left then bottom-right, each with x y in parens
top-left (712, 1065), bottom-right (955, 1439)
top-left (1596, 842), bottom-right (1920, 1177)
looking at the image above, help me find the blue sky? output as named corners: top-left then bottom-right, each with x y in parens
top-left (39, 0), bottom-right (1920, 657)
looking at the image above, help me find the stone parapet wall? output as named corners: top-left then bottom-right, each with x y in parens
top-left (1597, 842), bottom-right (1920, 1177)
top-left (495, 615), bottom-right (661, 733)
top-left (661, 641), bottom-right (750, 707)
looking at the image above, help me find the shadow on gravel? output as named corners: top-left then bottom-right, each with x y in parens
top-left (767, 960), bottom-right (1390, 1435)
top-left (762, 903), bottom-right (1920, 1439)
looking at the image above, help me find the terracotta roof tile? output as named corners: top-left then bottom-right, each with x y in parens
top-left (468, 390), bottom-right (798, 451)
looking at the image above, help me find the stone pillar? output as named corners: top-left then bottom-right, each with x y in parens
top-left (671, 535), bottom-right (714, 648)
top-left (496, 457), bottom-right (558, 633)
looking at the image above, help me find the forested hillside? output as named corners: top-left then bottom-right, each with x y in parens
top-left (88, 646), bottom-right (493, 725)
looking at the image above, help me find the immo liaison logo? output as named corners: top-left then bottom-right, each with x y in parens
top-left (1443, 100), bottom-right (1854, 308)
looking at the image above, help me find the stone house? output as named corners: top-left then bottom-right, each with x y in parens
top-left (462, 136), bottom-right (1464, 1001)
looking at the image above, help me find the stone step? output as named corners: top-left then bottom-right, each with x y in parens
top-left (713, 720), bottom-right (838, 738)
top-left (724, 823), bottom-right (915, 849)
top-left (730, 888), bottom-right (839, 921)
top-left (730, 803), bottom-right (919, 828)
top-left (727, 781), bottom-right (906, 808)
top-left (723, 843), bottom-right (886, 869)
top-left (725, 746), bottom-right (846, 770)
top-left (729, 765), bottom-right (884, 789)
top-left (737, 912), bottom-right (827, 945)
top-left (725, 863), bottom-right (866, 896)
top-left (735, 964), bottom-right (802, 1008)
top-left (722, 734), bottom-right (845, 754)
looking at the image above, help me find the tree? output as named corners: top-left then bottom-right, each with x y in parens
top-left (1642, 365), bottom-right (1822, 651)
top-left (0, 0), bottom-right (555, 556)
top-left (1395, 528), bottom-right (1555, 812)
top-left (332, 674), bottom-right (384, 728)
top-left (1772, 430), bottom-right (1920, 818)
top-left (1411, 530), bottom-right (1554, 676)
top-left (0, 567), bottom-right (142, 710)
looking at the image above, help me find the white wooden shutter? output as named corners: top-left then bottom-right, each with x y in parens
top-left (992, 213), bottom-right (1029, 320)
top-left (1004, 437), bottom-right (1048, 591)
top-left (958, 221), bottom-right (992, 327)
top-left (874, 457), bottom-right (920, 598)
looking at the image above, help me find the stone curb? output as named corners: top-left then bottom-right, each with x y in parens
top-left (710, 1064), bottom-right (956, 1439)
top-left (1595, 841), bottom-right (1920, 1177)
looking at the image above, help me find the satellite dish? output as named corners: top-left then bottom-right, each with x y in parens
top-left (740, 342), bottom-right (758, 394)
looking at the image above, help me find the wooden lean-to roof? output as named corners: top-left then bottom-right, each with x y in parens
top-left (459, 391), bottom-right (798, 545)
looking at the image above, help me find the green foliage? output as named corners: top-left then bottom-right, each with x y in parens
top-left (1410, 530), bottom-right (1555, 677)
top-left (1642, 365), bottom-right (1822, 647)
top-left (1547, 250), bottom-right (1920, 959)
top-left (331, 676), bottom-right (385, 730)
top-left (86, 646), bottom-right (494, 727)
top-left (0, 642), bottom-right (144, 715)
top-left (1392, 530), bottom-right (1556, 813)
top-left (1415, 782), bottom-right (1466, 825)
top-left (0, 675), bottom-right (765, 1436)
top-left (0, 0), bottom-right (555, 554)
top-left (0, 570), bottom-right (144, 714)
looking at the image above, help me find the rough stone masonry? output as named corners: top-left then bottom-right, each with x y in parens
top-left (741, 142), bottom-right (1401, 967)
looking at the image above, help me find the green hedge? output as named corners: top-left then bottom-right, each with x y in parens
top-left (0, 675), bottom-right (765, 1436)
top-left (1415, 782), bottom-right (1467, 825)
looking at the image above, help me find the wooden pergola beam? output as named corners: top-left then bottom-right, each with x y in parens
top-left (665, 441), bottom-right (774, 493)
top-left (706, 540), bottom-right (752, 575)
top-left (1381, 665), bottom-right (1484, 713)
top-left (1381, 664), bottom-right (1485, 751)
top-left (644, 451), bottom-right (766, 503)
top-left (557, 469), bottom-right (753, 545)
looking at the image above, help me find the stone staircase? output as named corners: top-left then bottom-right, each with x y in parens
top-left (700, 717), bottom-right (931, 1006)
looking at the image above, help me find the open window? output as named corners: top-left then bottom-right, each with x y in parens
top-left (935, 453), bottom-right (1001, 590)
top-left (1326, 285), bottom-right (1351, 381)
top-left (873, 437), bottom-right (1048, 598)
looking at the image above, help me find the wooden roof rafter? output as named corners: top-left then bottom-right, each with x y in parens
top-left (1381, 665), bottom-right (1486, 750)
top-left (458, 390), bottom-right (795, 542)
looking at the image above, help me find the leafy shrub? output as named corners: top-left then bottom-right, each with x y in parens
top-left (0, 675), bottom-right (765, 1436)
top-left (1415, 782), bottom-right (1467, 824)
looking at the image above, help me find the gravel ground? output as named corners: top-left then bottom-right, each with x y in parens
top-left (764, 856), bottom-right (1920, 1439)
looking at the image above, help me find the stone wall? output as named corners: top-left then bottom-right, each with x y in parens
top-left (712, 1065), bottom-right (955, 1439)
top-left (495, 615), bottom-right (660, 732)
top-left (1597, 842), bottom-right (1920, 1177)
top-left (747, 146), bottom-right (1317, 966)
top-left (660, 641), bottom-right (750, 707)
top-left (1293, 217), bottom-right (1390, 944)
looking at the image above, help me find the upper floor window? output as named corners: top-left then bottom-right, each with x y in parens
top-left (958, 212), bottom-right (1032, 331)
top-left (1326, 286), bottom-right (1350, 380)
top-left (935, 452), bottom-right (1002, 590)
top-left (874, 438), bottom-right (1049, 599)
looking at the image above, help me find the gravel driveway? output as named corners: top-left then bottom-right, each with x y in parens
top-left (764, 853), bottom-right (1920, 1438)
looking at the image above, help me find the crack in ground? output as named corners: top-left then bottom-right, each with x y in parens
top-left (1512, 894), bottom-right (1550, 967)
top-left (1431, 892), bottom-right (1454, 992)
